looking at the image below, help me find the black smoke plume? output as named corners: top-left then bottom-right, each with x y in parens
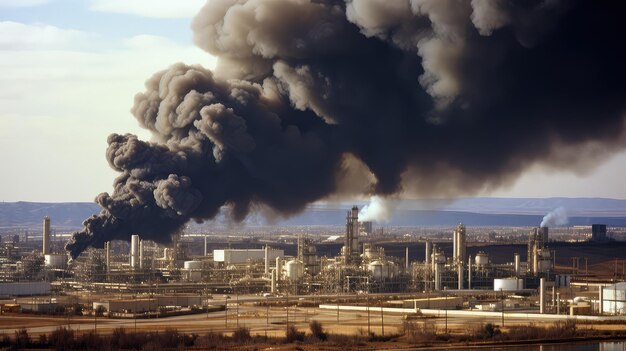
top-left (67, 0), bottom-right (626, 258)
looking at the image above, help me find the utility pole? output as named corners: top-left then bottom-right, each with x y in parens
top-left (236, 290), bottom-right (239, 328)
top-left (380, 304), bottom-right (384, 336)
top-left (367, 293), bottom-right (370, 335)
top-left (500, 288), bottom-right (504, 327)
top-left (265, 297), bottom-right (269, 339)
top-left (445, 291), bottom-right (448, 335)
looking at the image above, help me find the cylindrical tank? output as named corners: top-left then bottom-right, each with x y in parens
top-left (364, 247), bottom-right (377, 260)
top-left (184, 260), bottom-right (203, 270)
top-left (130, 234), bottom-right (139, 270)
top-left (514, 253), bottom-right (521, 275)
top-left (44, 254), bottom-right (67, 269)
top-left (285, 260), bottom-right (304, 280)
top-left (139, 240), bottom-right (144, 270)
top-left (271, 269), bottom-right (277, 293)
top-left (475, 252), bottom-right (489, 267)
top-left (42, 217), bottom-right (50, 255)
top-left (494, 277), bottom-right (524, 291)
top-left (368, 260), bottom-right (384, 280)
top-left (275, 257), bottom-right (282, 281)
top-left (539, 249), bottom-right (551, 273)
top-left (187, 270), bottom-right (202, 282)
top-left (264, 246), bottom-right (269, 274)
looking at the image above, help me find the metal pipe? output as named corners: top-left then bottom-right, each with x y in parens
top-left (468, 256), bottom-right (472, 290)
top-left (405, 247), bottom-right (409, 271)
top-left (539, 278), bottom-right (546, 314)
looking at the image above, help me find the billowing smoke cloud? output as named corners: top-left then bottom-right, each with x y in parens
top-left (359, 196), bottom-right (394, 223)
top-left (540, 207), bottom-right (569, 227)
top-left (67, 0), bottom-right (626, 258)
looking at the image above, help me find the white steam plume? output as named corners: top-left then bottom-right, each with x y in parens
top-left (540, 206), bottom-right (568, 227)
top-left (359, 196), bottom-right (395, 223)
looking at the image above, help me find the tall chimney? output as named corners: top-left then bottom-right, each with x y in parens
top-left (265, 245), bottom-right (269, 275)
top-left (139, 239), bottom-right (144, 270)
top-left (130, 234), bottom-right (140, 270)
top-left (405, 247), bottom-right (409, 271)
top-left (514, 253), bottom-right (520, 276)
top-left (425, 241), bottom-right (431, 264)
top-left (42, 217), bottom-right (50, 255)
top-left (105, 241), bottom-right (111, 273)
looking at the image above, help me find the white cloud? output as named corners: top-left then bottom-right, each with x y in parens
top-left (90, 0), bottom-right (206, 19)
top-left (0, 22), bottom-right (216, 201)
top-left (0, 21), bottom-right (90, 50)
top-left (0, 0), bottom-right (50, 7)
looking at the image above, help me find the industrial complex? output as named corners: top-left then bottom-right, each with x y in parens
top-left (1, 206), bottom-right (626, 345)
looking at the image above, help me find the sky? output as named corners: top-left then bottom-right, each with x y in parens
top-left (0, 0), bottom-right (625, 202)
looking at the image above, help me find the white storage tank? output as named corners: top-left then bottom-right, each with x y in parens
top-left (538, 249), bottom-right (552, 273)
top-left (433, 252), bottom-right (446, 264)
top-left (285, 260), bottom-right (304, 281)
top-left (187, 271), bottom-right (202, 282)
top-left (184, 261), bottom-right (204, 270)
top-left (475, 252), bottom-right (489, 267)
top-left (368, 260), bottom-right (384, 280)
top-left (494, 278), bottom-right (524, 291)
top-left (44, 254), bottom-right (67, 269)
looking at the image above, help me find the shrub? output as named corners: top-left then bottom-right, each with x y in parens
top-left (49, 327), bottom-right (75, 350)
top-left (309, 320), bottom-right (327, 341)
top-left (285, 325), bottom-right (305, 343)
top-left (232, 327), bottom-right (251, 343)
top-left (14, 328), bottom-right (30, 348)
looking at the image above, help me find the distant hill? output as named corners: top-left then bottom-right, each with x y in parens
top-left (0, 202), bottom-right (100, 229)
top-left (2, 197), bottom-right (626, 229)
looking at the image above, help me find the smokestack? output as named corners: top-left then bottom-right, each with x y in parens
top-left (130, 234), bottom-right (139, 270)
top-left (139, 239), bottom-right (144, 270)
top-left (405, 247), bottom-right (409, 271)
top-left (264, 245), bottom-right (269, 275)
top-left (204, 235), bottom-right (208, 257)
top-left (271, 269), bottom-right (276, 293)
top-left (105, 241), bottom-right (111, 273)
top-left (65, 1), bottom-right (626, 259)
top-left (514, 253), bottom-right (520, 276)
top-left (345, 206), bottom-right (359, 265)
top-left (42, 217), bottom-right (50, 255)
top-left (434, 260), bottom-right (441, 291)
top-left (425, 241), bottom-right (431, 264)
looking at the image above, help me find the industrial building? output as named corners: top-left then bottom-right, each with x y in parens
top-left (213, 248), bottom-right (284, 265)
top-left (592, 224), bottom-right (608, 242)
